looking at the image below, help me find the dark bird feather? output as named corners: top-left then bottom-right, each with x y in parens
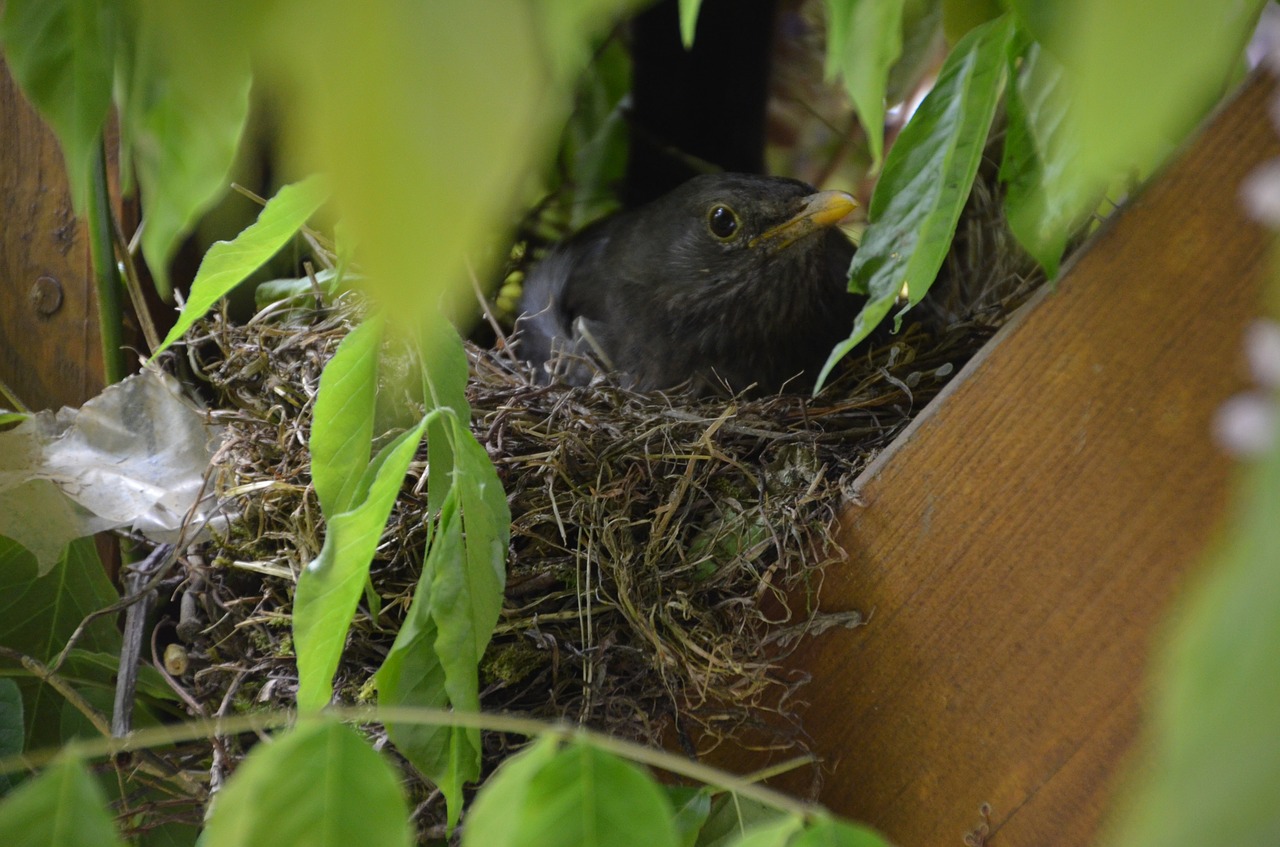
top-left (516, 173), bottom-right (862, 395)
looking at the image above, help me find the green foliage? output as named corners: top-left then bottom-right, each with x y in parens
top-left (823, 0), bottom-right (907, 170)
top-left (0, 754), bottom-right (126, 847)
top-left (0, 680), bottom-right (21, 795)
top-left (819, 13), bottom-right (1015, 388)
top-left (1105, 407), bottom-right (1280, 845)
top-left (294, 414), bottom-right (430, 711)
top-left (0, 0), bottom-right (116, 214)
top-left (376, 320), bottom-right (510, 829)
top-left (154, 177), bottom-right (330, 355)
top-left (203, 718), bottom-right (414, 847)
top-left (463, 736), bottom-right (680, 847)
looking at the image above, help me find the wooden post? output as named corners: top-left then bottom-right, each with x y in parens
top-left (0, 57), bottom-right (105, 413)
top-left (728, 73), bottom-right (1277, 845)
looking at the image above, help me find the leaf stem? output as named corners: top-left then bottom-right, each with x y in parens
top-left (87, 139), bottom-right (126, 384)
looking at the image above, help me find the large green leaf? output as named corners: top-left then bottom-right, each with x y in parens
top-left (0, 0), bottom-right (117, 213)
top-left (309, 317), bottom-right (383, 520)
top-left (0, 754), bottom-right (126, 847)
top-left (463, 737), bottom-right (679, 847)
top-left (155, 176), bottom-right (330, 354)
top-left (293, 417), bottom-right (429, 712)
top-left (817, 13), bottom-right (1015, 389)
top-left (1000, 39), bottom-right (1094, 278)
top-left (823, 0), bottom-right (907, 170)
top-left (1105, 406), bottom-right (1280, 846)
top-left (203, 719), bottom-right (412, 847)
top-left (121, 3), bottom-right (253, 300)
top-left (1021, 0), bottom-right (1265, 231)
top-left (790, 815), bottom-right (890, 847)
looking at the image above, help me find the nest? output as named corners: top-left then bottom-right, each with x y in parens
top-left (155, 162), bottom-right (1042, 834)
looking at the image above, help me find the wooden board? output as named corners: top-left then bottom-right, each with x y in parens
top-left (729, 72), bottom-right (1277, 845)
top-left (0, 57), bottom-right (104, 413)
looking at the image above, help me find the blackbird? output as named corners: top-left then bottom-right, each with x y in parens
top-left (515, 173), bottom-right (861, 395)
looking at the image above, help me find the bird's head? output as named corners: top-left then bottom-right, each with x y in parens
top-left (615, 173), bottom-right (859, 339)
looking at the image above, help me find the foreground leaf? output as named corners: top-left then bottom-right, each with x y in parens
top-left (204, 719), bottom-right (412, 847)
top-left (0, 0), bottom-right (116, 213)
top-left (818, 13), bottom-right (1015, 389)
top-left (155, 176), bottom-right (330, 354)
top-left (0, 755), bottom-right (125, 847)
top-left (294, 418), bottom-right (429, 711)
top-left (823, 0), bottom-right (906, 169)
top-left (1105, 411), bottom-right (1280, 846)
top-left (463, 736), bottom-right (679, 847)
top-left (121, 3), bottom-right (253, 299)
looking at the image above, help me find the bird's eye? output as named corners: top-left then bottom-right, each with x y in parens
top-left (707, 204), bottom-right (740, 240)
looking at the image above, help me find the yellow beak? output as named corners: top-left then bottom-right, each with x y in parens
top-left (749, 190), bottom-right (858, 251)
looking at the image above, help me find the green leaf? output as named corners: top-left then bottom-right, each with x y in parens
top-left (0, 0), bottom-right (117, 213)
top-left (154, 176), bottom-right (330, 354)
top-left (418, 312), bottom-right (470, 519)
top-left (817, 13), bottom-right (1015, 390)
top-left (823, 0), bottom-right (907, 169)
top-left (463, 735), bottom-right (562, 846)
top-left (203, 719), bottom-right (413, 847)
top-left (668, 786), bottom-right (713, 847)
top-left (0, 679), bottom-right (22, 794)
top-left (377, 413), bottom-right (509, 830)
top-left (695, 794), bottom-right (792, 847)
top-left (309, 317), bottom-right (384, 519)
top-left (719, 816), bottom-right (804, 847)
top-left (678, 0), bottom-right (702, 48)
top-left (120, 3), bottom-right (252, 300)
top-left (1000, 40), bottom-right (1094, 278)
top-left (791, 814), bottom-right (890, 846)
top-left (294, 417), bottom-right (429, 712)
top-left (0, 537), bottom-right (118, 748)
top-left (0, 754), bottom-right (126, 847)
top-left (1050, 0), bottom-right (1266, 211)
top-left (1105, 408), bottom-right (1280, 847)
top-left (463, 737), bottom-right (679, 847)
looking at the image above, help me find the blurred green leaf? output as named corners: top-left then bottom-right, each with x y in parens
top-left (309, 317), bottom-right (383, 519)
top-left (1105, 402), bottom-right (1280, 846)
top-left (679, 0), bottom-right (703, 48)
top-left (294, 417), bottom-right (429, 712)
top-left (1000, 39), bottom-right (1096, 278)
top-left (791, 814), bottom-right (890, 846)
top-left (203, 719), bottom-right (413, 847)
top-left (1051, 0), bottom-right (1266, 218)
top-left (668, 786), bottom-right (713, 847)
top-left (0, 0), bottom-right (117, 213)
top-left (122, 3), bottom-right (253, 300)
top-left (720, 816), bottom-right (804, 847)
top-left (565, 37), bottom-right (632, 230)
top-left (695, 793), bottom-right (791, 847)
top-left (818, 13), bottom-right (1014, 389)
top-left (463, 736), bottom-right (679, 847)
top-left (0, 679), bottom-right (22, 794)
top-left (823, 0), bottom-right (907, 170)
top-left (155, 176), bottom-right (330, 355)
top-left (0, 754), bottom-right (125, 847)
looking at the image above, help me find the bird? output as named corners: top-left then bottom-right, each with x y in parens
top-left (515, 173), bottom-right (862, 396)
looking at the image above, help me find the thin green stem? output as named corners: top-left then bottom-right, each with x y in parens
top-left (86, 138), bottom-right (126, 384)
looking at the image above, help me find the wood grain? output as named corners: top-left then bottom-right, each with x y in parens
top-left (733, 73), bottom-right (1277, 846)
top-left (0, 57), bottom-right (103, 412)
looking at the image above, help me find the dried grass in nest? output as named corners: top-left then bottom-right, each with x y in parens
top-left (162, 162), bottom-right (1043, 827)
